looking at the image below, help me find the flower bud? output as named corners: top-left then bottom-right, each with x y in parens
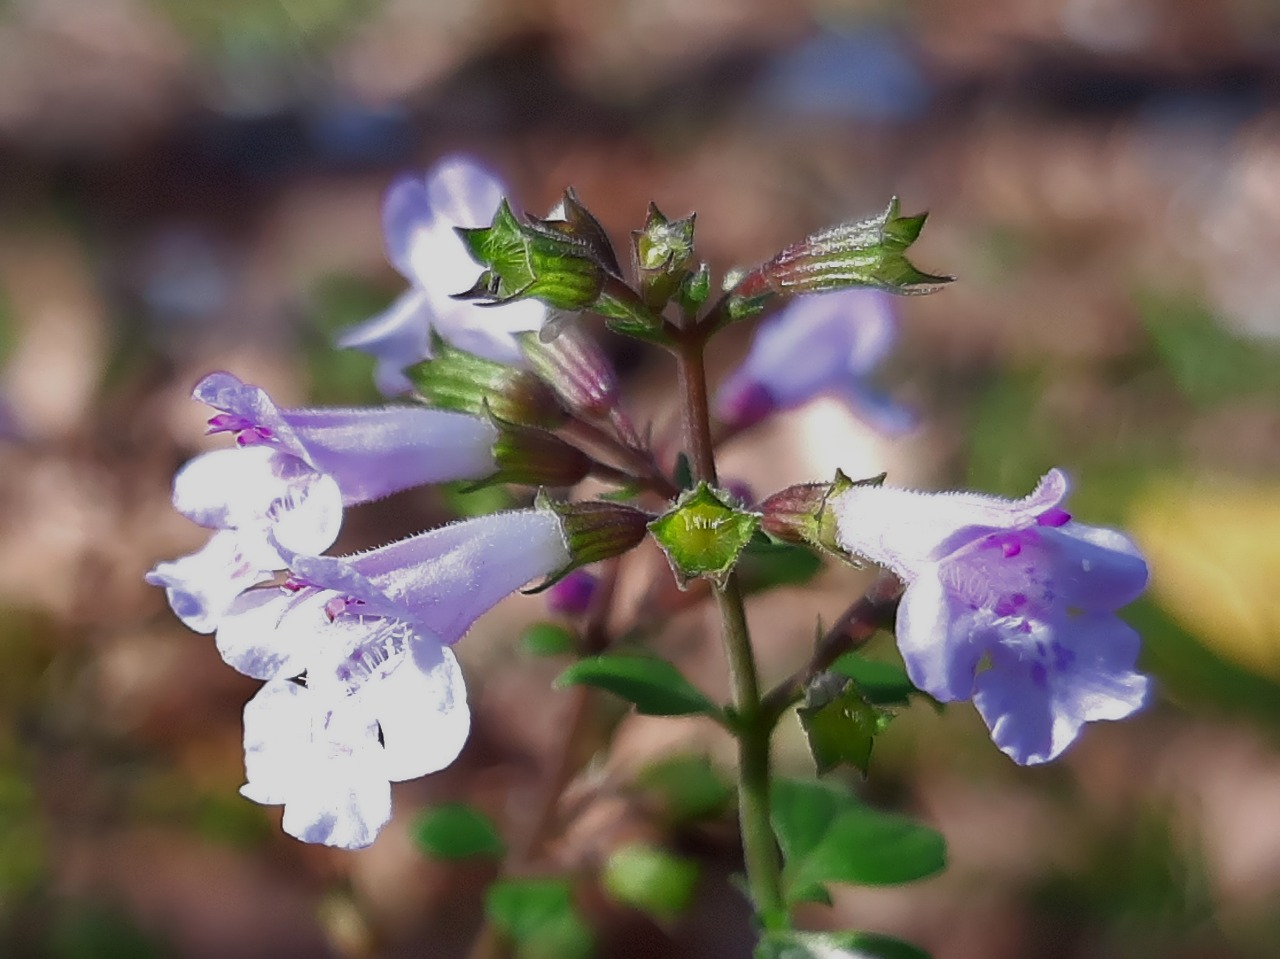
top-left (632, 203), bottom-right (696, 310)
top-left (405, 335), bottom-right (566, 429)
top-left (518, 327), bottom-right (620, 419)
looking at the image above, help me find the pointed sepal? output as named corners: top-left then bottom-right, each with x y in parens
top-left (405, 334), bottom-right (566, 428)
top-left (727, 198), bottom-right (952, 321)
top-left (647, 482), bottom-right (761, 588)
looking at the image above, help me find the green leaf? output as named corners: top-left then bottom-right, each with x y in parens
top-left (772, 779), bottom-right (946, 904)
top-left (797, 676), bottom-right (894, 776)
top-left (827, 655), bottom-right (918, 707)
top-left (737, 536), bottom-right (824, 595)
top-left (633, 754), bottom-right (733, 823)
top-left (602, 843), bottom-right (700, 923)
top-left (521, 623), bottom-right (577, 657)
top-left (648, 483), bottom-right (761, 588)
top-left (485, 878), bottom-right (595, 959)
top-left (756, 930), bottom-right (932, 959)
top-left (412, 804), bottom-right (505, 860)
top-left (555, 654), bottom-right (719, 718)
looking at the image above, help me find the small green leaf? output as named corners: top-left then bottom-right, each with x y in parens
top-left (797, 676), bottom-right (893, 776)
top-left (634, 754), bottom-right (733, 823)
top-left (648, 483), bottom-right (761, 587)
top-left (412, 804), bottom-right (505, 860)
top-left (772, 779), bottom-right (946, 904)
top-left (828, 655), bottom-right (918, 707)
top-left (737, 536), bottom-right (824, 594)
top-left (602, 843), bottom-right (700, 922)
top-left (521, 623), bottom-right (576, 657)
top-left (555, 654), bottom-right (719, 718)
top-left (756, 929), bottom-right (932, 959)
top-left (485, 878), bottom-right (594, 959)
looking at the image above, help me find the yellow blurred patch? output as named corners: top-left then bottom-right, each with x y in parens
top-left (1130, 478), bottom-right (1280, 681)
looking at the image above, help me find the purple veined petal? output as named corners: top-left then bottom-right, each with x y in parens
top-left (274, 697), bottom-right (391, 849)
top-left (973, 612), bottom-right (1150, 765)
top-left (145, 530), bottom-right (276, 634)
top-left (428, 296), bottom-right (545, 366)
top-left (353, 509), bottom-right (571, 641)
top-left (1048, 612), bottom-right (1150, 722)
top-left (425, 155), bottom-right (506, 231)
top-left (839, 290), bottom-right (898, 375)
top-left (832, 469), bottom-right (1071, 580)
top-left (216, 587), bottom-right (317, 680)
top-left (1041, 522), bottom-right (1150, 612)
top-left (170, 446), bottom-right (343, 560)
top-left (241, 679), bottom-right (316, 804)
top-left (282, 405), bottom-right (499, 504)
top-left (382, 174), bottom-right (435, 279)
top-left (720, 300), bottom-right (849, 413)
top-left (836, 381), bottom-right (917, 437)
top-left (376, 640), bottom-right (470, 782)
top-left (192, 372), bottom-right (310, 462)
top-left (894, 571), bottom-right (987, 702)
top-left (401, 157), bottom-right (505, 297)
top-left (336, 288), bottom-right (435, 396)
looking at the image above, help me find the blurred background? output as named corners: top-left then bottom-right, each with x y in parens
top-left (3, 0), bottom-right (1280, 956)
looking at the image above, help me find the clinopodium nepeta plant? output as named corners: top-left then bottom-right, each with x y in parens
top-left (149, 155), bottom-right (1151, 958)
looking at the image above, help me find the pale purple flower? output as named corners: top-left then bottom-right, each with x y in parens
top-left (146, 372), bottom-right (499, 633)
top-left (338, 155), bottom-right (546, 394)
top-left (217, 509), bottom-right (571, 848)
top-left (715, 289), bottom-right (914, 434)
top-left (832, 469), bottom-right (1150, 764)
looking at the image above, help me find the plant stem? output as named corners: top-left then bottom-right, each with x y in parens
top-left (715, 575), bottom-right (788, 928)
top-left (674, 331), bottom-right (787, 927)
top-left (465, 562), bottom-right (620, 959)
top-left (674, 333), bottom-right (718, 485)
top-left (760, 572), bottom-right (903, 723)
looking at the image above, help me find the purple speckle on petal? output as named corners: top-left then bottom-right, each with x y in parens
top-left (1029, 661), bottom-right (1048, 688)
top-left (1036, 507), bottom-right (1072, 528)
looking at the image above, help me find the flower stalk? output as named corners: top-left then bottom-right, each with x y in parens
top-left (673, 326), bottom-right (788, 928)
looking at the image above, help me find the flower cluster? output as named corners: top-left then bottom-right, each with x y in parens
top-left (147, 152), bottom-right (1153, 864)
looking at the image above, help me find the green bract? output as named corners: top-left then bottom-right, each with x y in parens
top-left (648, 482), bottom-right (761, 587)
top-left (797, 673), bottom-right (894, 776)
top-left (455, 199), bottom-right (608, 312)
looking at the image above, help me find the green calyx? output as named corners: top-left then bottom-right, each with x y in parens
top-left (759, 470), bottom-right (885, 563)
top-left (455, 194), bottom-right (616, 312)
top-left (632, 203), bottom-right (697, 311)
top-left (405, 335), bottom-right (565, 428)
top-left (725, 197), bottom-right (953, 324)
top-left (531, 491), bottom-right (651, 591)
top-left (648, 482), bottom-right (761, 588)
